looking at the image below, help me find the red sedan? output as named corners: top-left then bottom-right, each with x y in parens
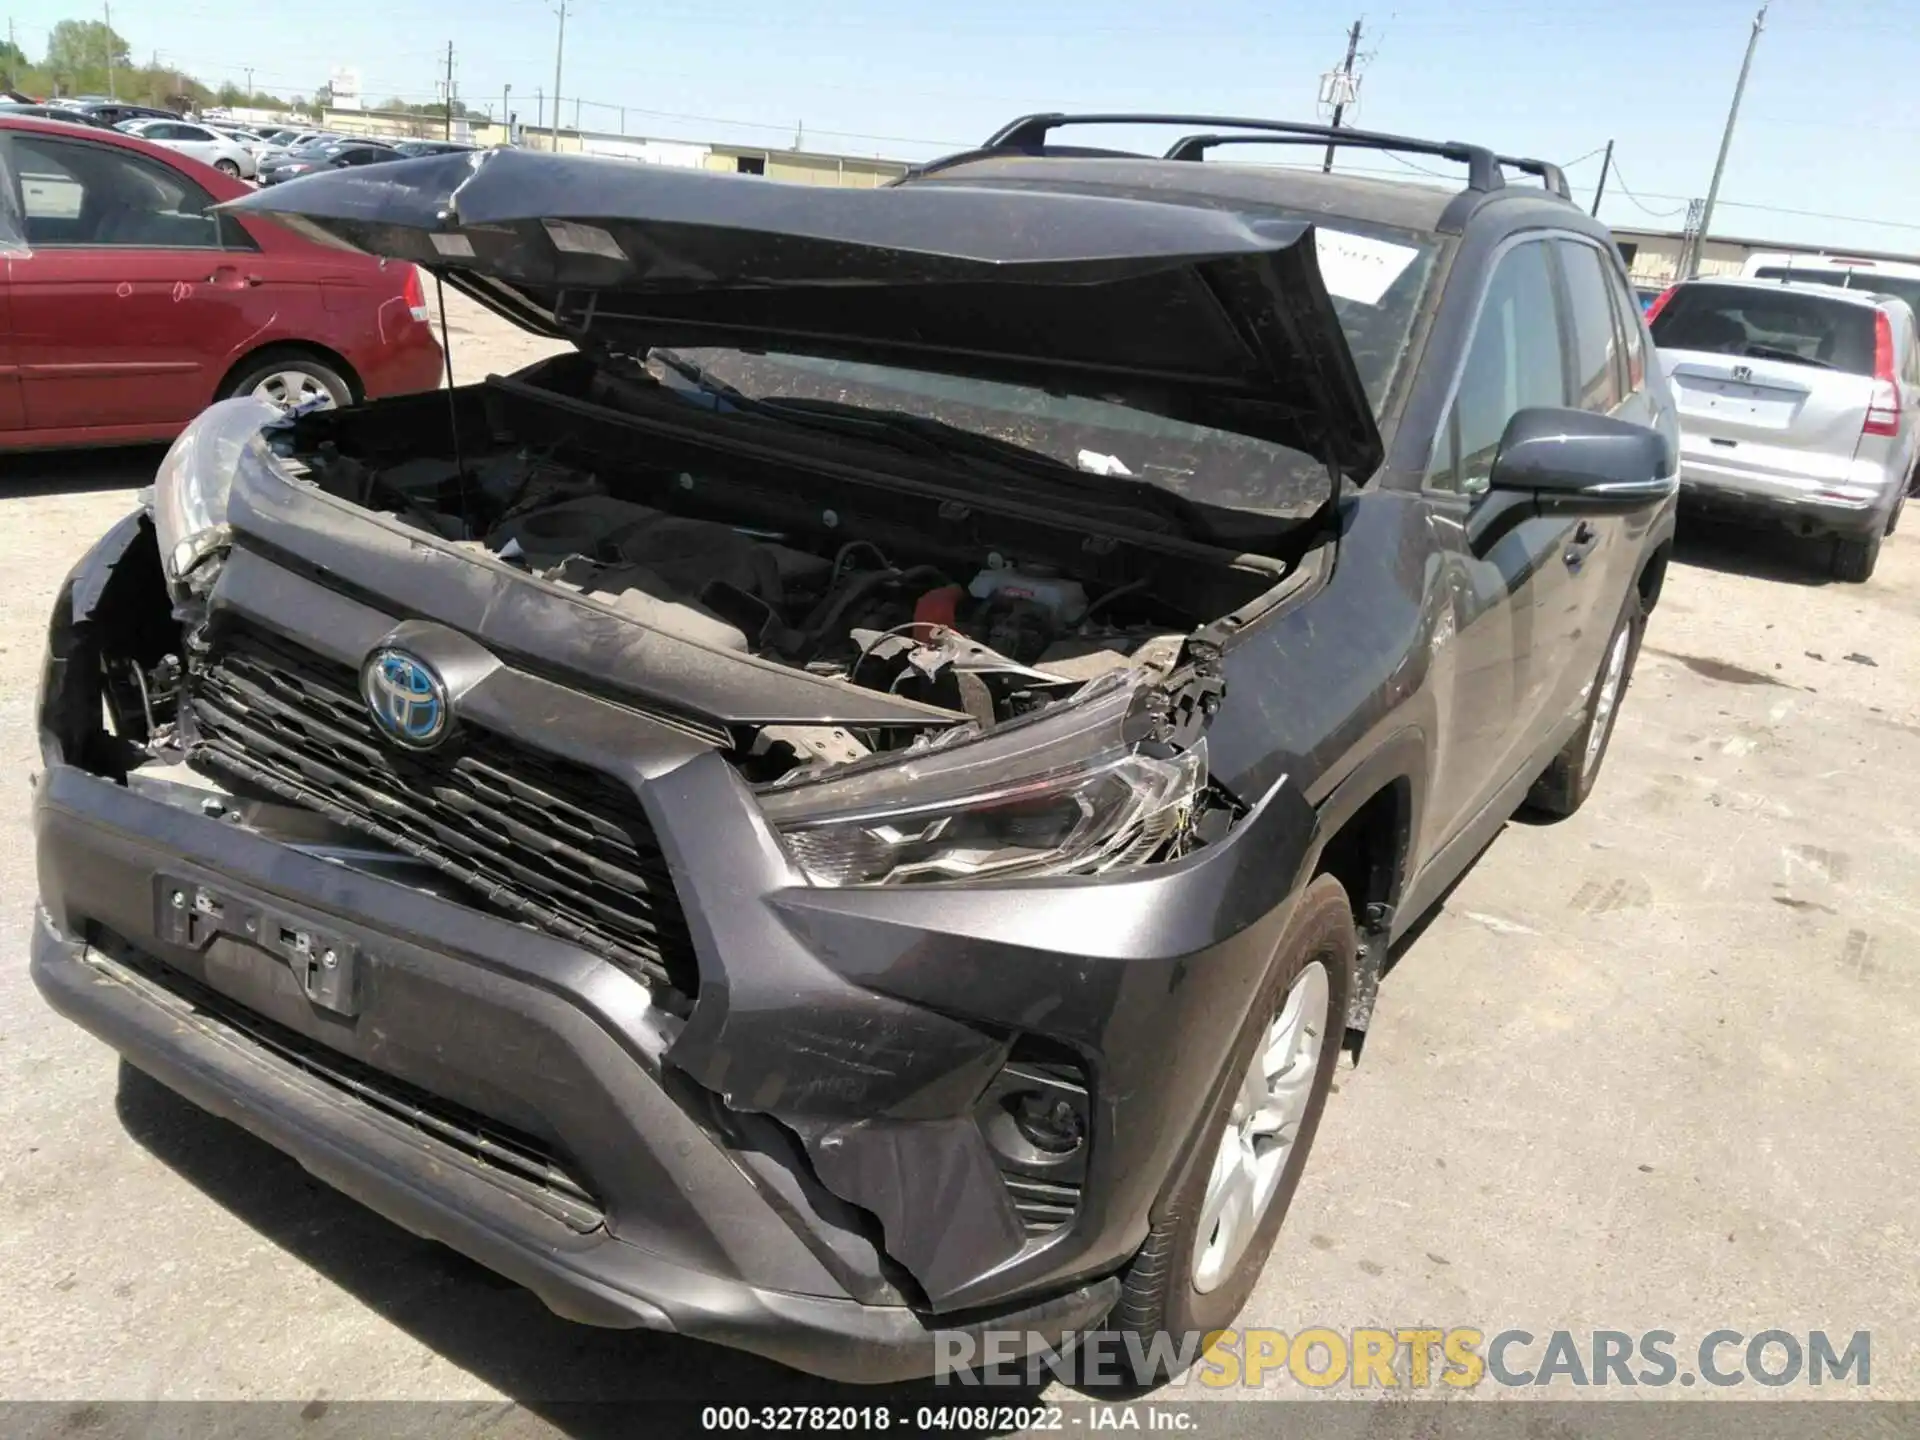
top-left (0, 115), bottom-right (443, 450)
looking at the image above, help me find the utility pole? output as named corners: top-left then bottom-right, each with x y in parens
top-left (244, 66), bottom-right (253, 97)
top-left (573, 96), bottom-right (580, 129)
top-left (1690, 3), bottom-right (1767, 278)
top-left (536, 86), bottom-right (543, 135)
top-left (503, 83), bottom-right (511, 141)
top-left (444, 41), bottom-right (454, 140)
top-left (1590, 138), bottom-right (1614, 216)
top-left (6, 19), bottom-right (16, 91)
top-left (103, 1), bottom-right (115, 100)
top-left (549, 0), bottom-right (567, 152)
top-left (1320, 18), bottom-right (1362, 173)
top-left (1679, 197), bottom-right (1706, 280)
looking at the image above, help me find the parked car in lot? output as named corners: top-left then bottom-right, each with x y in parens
top-left (390, 138), bottom-right (477, 158)
top-left (0, 101), bottom-right (115, 127)
top-left (259, 138), bottom-right (398, 184)
top-left (253, 130), bottom-right (342, 169)
top-left (0, 114), bottom-right (444, 450)
top-left (1648, 276), bottom-right (1917, 580)
top-left (115, 117), bottom-right (257, 179)
top-left (63, 100), bottom-right (179, 128)
top-left (27, 114), bottom-right (1676, 1384)
top-left (206, 123), bottom-right (272, 160)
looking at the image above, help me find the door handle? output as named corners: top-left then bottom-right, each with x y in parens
top-left (1563, 521), bottom-right (1601, 569)
top-left (205, 266), bottom-right (262, 288)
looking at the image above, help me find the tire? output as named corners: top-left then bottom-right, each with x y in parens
top-left (1831, 530), bottom-right (1880, 583)
top-left (1102, 874), bottom-right (1353, 1385)
top-left (222, 351), bottom-right (353, 414)
top-left (1525, 590), bottom-right (1644, 819)
top-left (1885, 491), bottom-right (1904, 538)
top-left (215, 159), bottom-right (241, 177)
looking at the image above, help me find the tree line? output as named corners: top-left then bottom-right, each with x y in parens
top-left (1, 19), bottom-right (307, 112)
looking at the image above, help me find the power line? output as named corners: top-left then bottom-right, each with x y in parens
top-left (1602, 158), bottom-right (1689, 220)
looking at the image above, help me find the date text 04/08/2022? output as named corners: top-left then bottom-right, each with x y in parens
top-left (699, 1405), bottom-right (1193, 1431)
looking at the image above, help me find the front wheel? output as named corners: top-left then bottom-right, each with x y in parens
top-left (215, 159), bottom-right (241, 177)
top-left (1526, 591), bottom-right (1644, 818)
top-left (1103, 875), bottom-right (1353, 1383)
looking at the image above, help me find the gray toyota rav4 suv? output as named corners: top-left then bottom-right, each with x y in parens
top-left (28, 114), bottom-right (1678, 1383)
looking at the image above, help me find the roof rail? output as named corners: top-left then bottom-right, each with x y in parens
top-left (1162, 131), bottom-right (1497, 186)
top-left (984, 112), bottom-right (1504, 192)
top-left (1495, 153), bottom-right (1571, 200)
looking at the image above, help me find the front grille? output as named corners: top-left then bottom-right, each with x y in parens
top-left (91, 927), bottom-right (603, 1232)
top-left (187, 620), bottom-right (699, 996)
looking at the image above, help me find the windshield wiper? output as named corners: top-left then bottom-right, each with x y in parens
top-left (651, 352), bottom-right (1072, 475)
top-left (1743, 344), bottom-right (1832, 369)
top-left (646, 352), bottom-right (1250, 542)
top-left (751, 396), bottom-right (1082, 475)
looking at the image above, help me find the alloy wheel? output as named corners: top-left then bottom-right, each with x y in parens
top-left (1190, 960), bottom-right (1331, 1294)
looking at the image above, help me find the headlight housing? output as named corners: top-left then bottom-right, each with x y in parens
top-left (761, 676), bottom-right (1209, 887)
top-left (150, 397), bottom-right (280, 583)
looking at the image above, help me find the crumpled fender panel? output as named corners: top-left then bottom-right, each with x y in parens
top-left (653, 747), bottom-right (1319, 1311)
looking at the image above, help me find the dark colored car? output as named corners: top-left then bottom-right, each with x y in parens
top-left (0, 102), bottom-right (114, 127)
top-left (63, 100), bottom-right (180, 128)
top-left (392, 139), bottom-right (477, 158)
top-left (259, 138), bottom-right (398, 184)
top-left (30, 115), bottom-right (1677, 1384)
top-left (0, 115), bottom-right (445, 449)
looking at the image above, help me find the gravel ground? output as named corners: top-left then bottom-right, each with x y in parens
top-left (2, 293), bottom-right (1915, 1423)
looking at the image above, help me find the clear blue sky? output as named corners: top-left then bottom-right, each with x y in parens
top-left (12, 0), bottom-right (1920, 250)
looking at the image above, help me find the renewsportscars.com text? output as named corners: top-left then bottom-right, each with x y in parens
top-left (935, 1327), bottom-right (1871, 1390)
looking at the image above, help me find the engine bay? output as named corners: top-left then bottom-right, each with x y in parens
top-left (278, 364), bottom-right (1304, 776)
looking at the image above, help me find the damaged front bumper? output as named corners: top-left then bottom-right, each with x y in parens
top-left (32, 514), bottom-right (1319, 1381)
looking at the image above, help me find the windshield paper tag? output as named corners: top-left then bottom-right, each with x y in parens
top-left (543, 220), bottom-right (628, 261)
top-left (430, 232), bottom-right (477, 258)
top-left (1314, 229), bottom-right (1420, 306)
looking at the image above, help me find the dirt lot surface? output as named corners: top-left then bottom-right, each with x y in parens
top-left (2, 295), bottom-right (1914, 1425)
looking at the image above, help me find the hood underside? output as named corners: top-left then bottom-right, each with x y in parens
top-left (220, 147), bottom-right (1384, 480)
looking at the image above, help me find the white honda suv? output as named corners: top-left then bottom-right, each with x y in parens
top-left (1648, 275), bottom-right (1919, 581)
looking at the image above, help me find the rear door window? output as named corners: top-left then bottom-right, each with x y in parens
top-left (1650, 284), bottom-right (1875, 376)
top-left (1556, 240), bottom-right (1624, 412)
top-left (1601, 259), bottom-right (1647, 391)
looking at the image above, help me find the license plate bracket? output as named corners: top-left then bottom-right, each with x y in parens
top-left (154, 875), bottom-right (361, 1017)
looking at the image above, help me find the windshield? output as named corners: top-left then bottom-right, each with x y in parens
top-left (1751, 266), bottom-right (1920, 322)
top-left (654, 213), bottom-right (1436, 520)
top-left (1652, 283), bottom-right (1876, 376)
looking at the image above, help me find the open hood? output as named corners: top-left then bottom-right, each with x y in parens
top-left (221, 147), bottom-right (1384, 480)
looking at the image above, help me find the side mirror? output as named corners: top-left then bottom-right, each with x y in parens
top-left (1488, 407), bottom-right (1675, 510)
top-left (1470, 408), bottom-right (1674, 553)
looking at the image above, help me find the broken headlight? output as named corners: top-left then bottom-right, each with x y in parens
top-left (761, 676), bottom-right (1207, 887)
top-left (150, 398), bottom-right (280, 582)
top-left (776, 745), bottom-right (1204, 886)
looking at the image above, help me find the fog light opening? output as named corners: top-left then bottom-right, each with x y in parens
top-left (1008, 1091), bottom-right (1085, 1155)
